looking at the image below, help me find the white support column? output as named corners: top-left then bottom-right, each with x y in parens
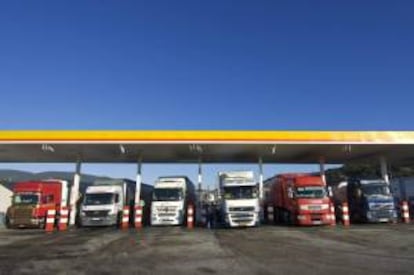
top-left (319, 157), bottom-right (326, 185)
top-left (259, 157), bottom-right (263, 200)
top-left (380, 156), bottom-right (390, 184)
top-left (135, 157), bottom-right (142, 205)
top-left (69, 160), bottom-right (81, 226)
top-left (198, 157), bottom-right (203, 203)
top-left (216, 176), bottom-right (221, 199)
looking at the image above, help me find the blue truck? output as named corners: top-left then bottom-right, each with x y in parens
top-left (333, 179), bottom-right (397, 223)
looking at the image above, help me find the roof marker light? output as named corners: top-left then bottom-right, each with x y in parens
top-left (41, 144), bottom-right (55, 153)
top-left (119, 144), bottom-right (127, 155)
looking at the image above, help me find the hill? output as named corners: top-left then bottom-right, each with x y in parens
top-left (0, 169), bottom-right (113, 191)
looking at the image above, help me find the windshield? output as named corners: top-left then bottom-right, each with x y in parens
top-left (153, 188), bottom-right (183, 201)
top-left (223, 186), bottom-right (257, 200)
top-left (13, 193), bottom-right (39, 205)
top-left (361, 184), bottom-right (390, 196)
top-left (295, 186), bottom-right (326, 199)
top-left (84, 193), bottom-right (115, 205)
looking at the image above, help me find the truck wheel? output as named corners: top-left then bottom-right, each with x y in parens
top-left (275, 208), bottom-right (282, 224)
top-left (351, 212), bottom-right (359, 223)
top-left (282, 210), bottom-right (288, 224)
top-left (288, 212), bottom-right (295, 225)
top-left (273, 208), bottom-right (279, 224)
top-left (279, 210), bottom-right (284, 223)
top-left (282, 211), bottom-right (294, 225)
top-left (286, 211), bottom-right (293, 225)
top-left (5, 215), bottom-right (11, 229)
top-left (40, 216), bottom-right (47, 229)
top-left (116, 212), bottom-right (122, 228)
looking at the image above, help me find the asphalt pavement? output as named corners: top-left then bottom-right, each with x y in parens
top-left (0, 224), bottom-right (413, 275)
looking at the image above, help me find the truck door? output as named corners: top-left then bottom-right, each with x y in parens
top-left (43, 194), bottom-right (54, 206)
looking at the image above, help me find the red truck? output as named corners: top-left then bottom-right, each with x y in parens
top-left (264, 173), bottom-right (332, 226)
top-left (6, 180), bottom-right (69, 229)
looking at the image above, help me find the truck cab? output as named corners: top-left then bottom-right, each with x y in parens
top-left (219, 171), bottom-right (260, 228)
top-left (151, 176), bottom-right (195, 226)
top-left (80, 179), bottom-right (135, 227)
top-left (265, 174), bottom-right (332, 226)
top-left (347, 179), bottom-right (397, 223)
top-left (6, 180), bottom-right (68, 229)
top-left (80, 185), bottom-right (123, 226)
top-left (289, 182), bottom-right (331, 225)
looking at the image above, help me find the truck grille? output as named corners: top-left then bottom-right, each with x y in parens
top-left (370, 204), bottom-right (394, 211)
top-left (374, 210), bottom-right (393, 219)
top-left (230, 213), bottom-right (254, 224)
top-left (14, 208), bottom-right (33, 218)
top-left (158, 213), bottom-right (176, 217)
top-left (84, 210), bottom-right (110, 217)
top-left (156, 207), bottom-right (177, 214)
top-left (311, 214), bottom-right (322, 221)
top-left (12, 208), bottom-right (34, 225)
top-left (229, 207), bottom-right (255, 212)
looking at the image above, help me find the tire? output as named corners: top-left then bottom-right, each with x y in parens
top-left (287, 211), bottom-right (294, 225)
top-left (263, 205), bottom-right (268, 224)
top-left (276, 208), bottom-right (283, 224)
top-left (5, 215), bottom-right (11, 229)
top-left (283, 210), bottom-right (288, 224)
top-left (116, 211), bottom-right (122, 228)
top-left (273, 208), bottom-right (279, 224)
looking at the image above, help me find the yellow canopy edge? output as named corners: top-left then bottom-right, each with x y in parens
top-left (0, 130), bottom-right (413, 143)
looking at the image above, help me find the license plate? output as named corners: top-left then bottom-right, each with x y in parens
top-left (379, 218), bottom-right (389, 222)
top-left (312, 221), bottom-right (322, 225)
top-left (91, 218), bottom-right (102, 221)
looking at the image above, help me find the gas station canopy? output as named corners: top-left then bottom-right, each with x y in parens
top-left (0, 131), bottom-right (414, 164)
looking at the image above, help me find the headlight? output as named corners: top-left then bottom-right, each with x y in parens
top-left (297, 215), bottom-right (307, 220)
top-left (367, 211), bottom-right (372, 219)
top-left (80, 211), bottom-right (86, 217)
top-left (321, 204), bottom-right (329, 210)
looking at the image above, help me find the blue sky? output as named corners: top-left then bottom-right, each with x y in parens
top-left (0, 1), bottom-right (412, 184)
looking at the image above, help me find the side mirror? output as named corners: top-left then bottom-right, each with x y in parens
top-left (386, 187), bottom-right (392, 195)
top-left (288, 187), bottom-right (294, 199)
top-left (327, 186), bottom-right (333, 197)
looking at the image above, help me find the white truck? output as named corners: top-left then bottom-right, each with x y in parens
top-left (151, 176), bottom-right (195, 226)
top-left (219, 171), bottom-right (260, 227)
top-left (80, 179), bottom-right (149, 227)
